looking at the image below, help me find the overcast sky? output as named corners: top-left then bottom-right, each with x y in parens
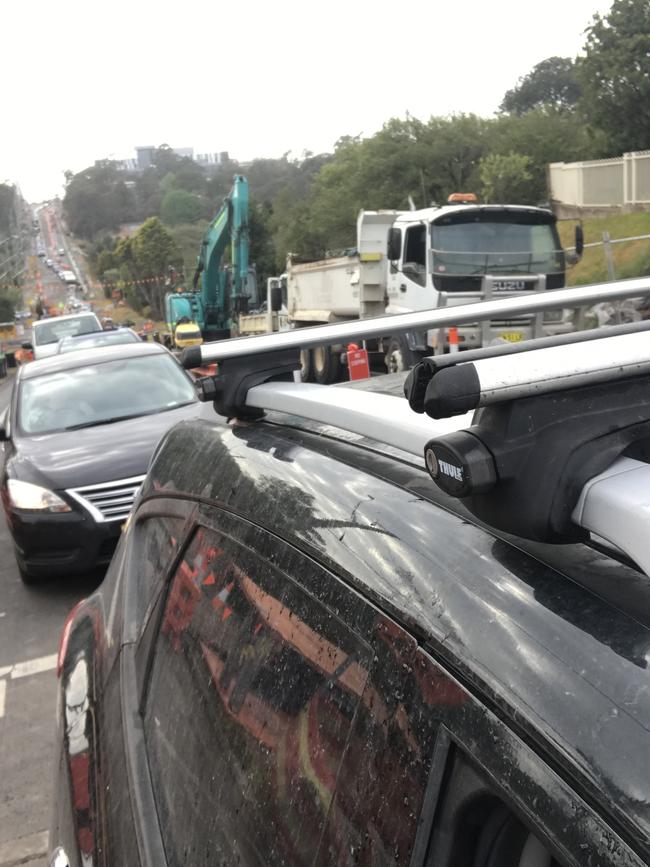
top-left (2, 0), bottom-right (612, 203)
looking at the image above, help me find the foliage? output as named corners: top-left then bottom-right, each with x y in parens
top-left (0, 288), bottom-right (21, 322)
top-left (160, 189), bottom-right (205, 226)
top-left (500, 57), bottom-right (581, 114)
top-left (577, 0), bottom-right (650, 152)
top-left (488, 109), bottom-right (606, 203)
top-left (63, 161), bottom-right (136, 238)
top-left (101, 218), bottom-right (183, 319)
top-left (479, 153), bottom-right (533, 203)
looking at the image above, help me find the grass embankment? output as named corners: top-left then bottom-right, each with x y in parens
top-left (558, 212), bottom-right (650, 286)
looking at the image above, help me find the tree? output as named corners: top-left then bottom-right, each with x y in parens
top-left (500, 57), bottom-right (581, 114)
top-left (577, 0), bottom-right (650, 152)
top-left (160, 189), bottom-right (204, 226)
top-left (111, 218), bottom-right (183, 318)
top-left (479, 153), bottom-right (533, 203)
top-left (489, 109), bottom-right (607, 202)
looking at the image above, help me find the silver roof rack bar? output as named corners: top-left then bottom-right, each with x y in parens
top-left (185, 276), bottom-right (650, 366)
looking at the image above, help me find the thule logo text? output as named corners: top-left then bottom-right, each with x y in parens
top-left (438, 460), bottom-right (463, 482)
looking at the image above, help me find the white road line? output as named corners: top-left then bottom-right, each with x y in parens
top-left (0, 680), bottom-right (5, 718)
top-left (0, 666), bottom-right (11, 678)
top-left (0, 829), bottom-right (49, 866)
top-left (10, 653), bottom-right (57, 680)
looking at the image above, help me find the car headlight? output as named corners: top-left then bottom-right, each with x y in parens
top-left (6, 479), bottom-right (72, 513)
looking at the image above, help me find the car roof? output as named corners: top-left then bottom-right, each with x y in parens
top-left (19, 340), bottom-right (169, 379)
top-left (145, 406), bottom-right (650, 852)
top-left (32, 312), bottom-right (99, 326)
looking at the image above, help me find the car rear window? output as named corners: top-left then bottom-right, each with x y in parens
top-left (32, 315), bottom-right (101, 346)
top-left (143, 526), bottom-right (372, 866)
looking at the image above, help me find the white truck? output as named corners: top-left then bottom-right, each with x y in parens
top-left (258, 196), bottom-right (583, 383)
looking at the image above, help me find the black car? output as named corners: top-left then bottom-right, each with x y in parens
top-left (0, 342), bottom-right (200, 582)
top-left (51, 366), bottom-right (650, 866)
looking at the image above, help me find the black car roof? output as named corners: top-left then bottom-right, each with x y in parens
top-left (145, 408), bottom-right (650, 854)
top-left (20, 341), bottom-right (169, 380)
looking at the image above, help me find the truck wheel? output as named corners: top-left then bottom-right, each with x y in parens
top-left (313, 346), bottom-right (341, 385)
top-left (299, 349), bottom-right (314, 382)
top-left (385, 337), bottom-right (415, 373)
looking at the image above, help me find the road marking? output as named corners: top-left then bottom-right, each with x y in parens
top-left (0, 666), bottom-right (10, 678)
top-left (0, 680), bottom-right (5, 719)
top-left (10, 653), bottom-right (57, 680)
top-left (0, 829), bottom-right (49, 866)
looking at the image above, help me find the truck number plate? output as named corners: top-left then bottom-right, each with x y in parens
top-left (500, 331), bottom-right (524, 342)
top-left (492, 280), bottom-right (526, 291)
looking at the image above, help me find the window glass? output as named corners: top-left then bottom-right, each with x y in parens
top-left (144, 526), bottom-right (373, 867)
top-left (134, 515), bottom-right (185, 628)
top-left (33, 314), bottom-right (100, 345)
top-left (424, 750), bottom-right (565, 867)
top-left (403, 224), bottom-right (427, 286)
top-left (431, 216), bottom-right (562, 276)
top-left (18, 354), bottom-right (196, 434)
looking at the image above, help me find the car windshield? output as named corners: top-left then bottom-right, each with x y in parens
top-left (33, 315), bottom-right (101, 346)
top-left (58, 330), bottom-right (139, 353)
top-left (18, 353), bottom-right (196, 435)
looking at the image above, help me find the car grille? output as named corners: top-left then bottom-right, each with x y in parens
top-left (66, 475), bottom-right (145, 523)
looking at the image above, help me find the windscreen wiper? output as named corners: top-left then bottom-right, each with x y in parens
top-left (64, 411), bottom-right (150, 431)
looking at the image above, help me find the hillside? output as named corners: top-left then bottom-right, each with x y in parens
top-left (558, 211), bottom-right (650, 286)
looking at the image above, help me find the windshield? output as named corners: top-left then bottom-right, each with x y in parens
top-left (58, 330), bottom-right (139, 353)
top-left (177, 328), bottom-right (202, 340)
top-left (33, 315), bottom-right (101, 346)
top-left (18, 353), bottom-right (196, 435)
top-left (431, 213), bottom-right (563, 276)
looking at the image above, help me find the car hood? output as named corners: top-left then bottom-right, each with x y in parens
top-left (8, 402), bottom-right (202, 490)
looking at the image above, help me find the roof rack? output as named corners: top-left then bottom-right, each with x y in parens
top-left (184, 277), bottom-right (650, 575)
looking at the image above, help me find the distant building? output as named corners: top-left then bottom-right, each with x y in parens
top-left (135, 146), bottom-right (157, 170)
top-left (111, 146), bottom-right (231, 175)
top-left (196, 151), bottom-right (229, 167)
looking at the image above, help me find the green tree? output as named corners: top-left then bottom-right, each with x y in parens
top-left (500, 57), bottom-right (581, 114)
top-left (0, 289), bottom-right (20, 321)
top-left (112, 218), bottom-right (182, 318)
top-left (63, 161), bottom-right (136, 238)
top-left (489, 109), bottom-right (606, 202)
top-left (160, 189), bottom-right (204, 225)
top-left (577, 0), bottom-right (650, 152)
top-left (479, 152), bottom-right (533, 203)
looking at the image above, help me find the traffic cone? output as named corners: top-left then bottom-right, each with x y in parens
top-left (449, 327), bottom-right (459, 354)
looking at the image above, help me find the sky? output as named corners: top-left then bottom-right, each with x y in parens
top-left (1, 0), bottom-right (613, 203)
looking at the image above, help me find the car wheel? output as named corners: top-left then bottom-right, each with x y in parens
top-left (313, 346), bottom-right (341, 385)
top-left (385, 337), bottom-right (415, 373)
top-left (299, 349), bottom-right (314, 382)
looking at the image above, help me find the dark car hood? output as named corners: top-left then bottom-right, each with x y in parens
top-left (7, 402), bottom-right (203, 490)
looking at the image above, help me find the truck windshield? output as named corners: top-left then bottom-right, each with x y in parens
top-left (431, 212), bottom-right (563, 278)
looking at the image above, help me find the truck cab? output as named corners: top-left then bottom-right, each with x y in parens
top-left (384, 197), bottom-right (574, 351)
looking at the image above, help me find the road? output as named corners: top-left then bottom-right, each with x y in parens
top-left (0, 224), bottom-right (103, 867)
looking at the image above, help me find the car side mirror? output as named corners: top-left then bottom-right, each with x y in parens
top-left (575, 224), bottom-right (584, 259)
top-left (387, 227), bottom-right (402, 261)
top-left (270, 285), bottom-right (283, 312)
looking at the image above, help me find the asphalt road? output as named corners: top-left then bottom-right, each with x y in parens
top-left (0, 224), bottom-right (104, 866)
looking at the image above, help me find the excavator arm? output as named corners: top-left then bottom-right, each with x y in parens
top-left (193, 175), bottom-right (250, 337)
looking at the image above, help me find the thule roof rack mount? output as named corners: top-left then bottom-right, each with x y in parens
top-left (184, 277), bottom-right (650, 576)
